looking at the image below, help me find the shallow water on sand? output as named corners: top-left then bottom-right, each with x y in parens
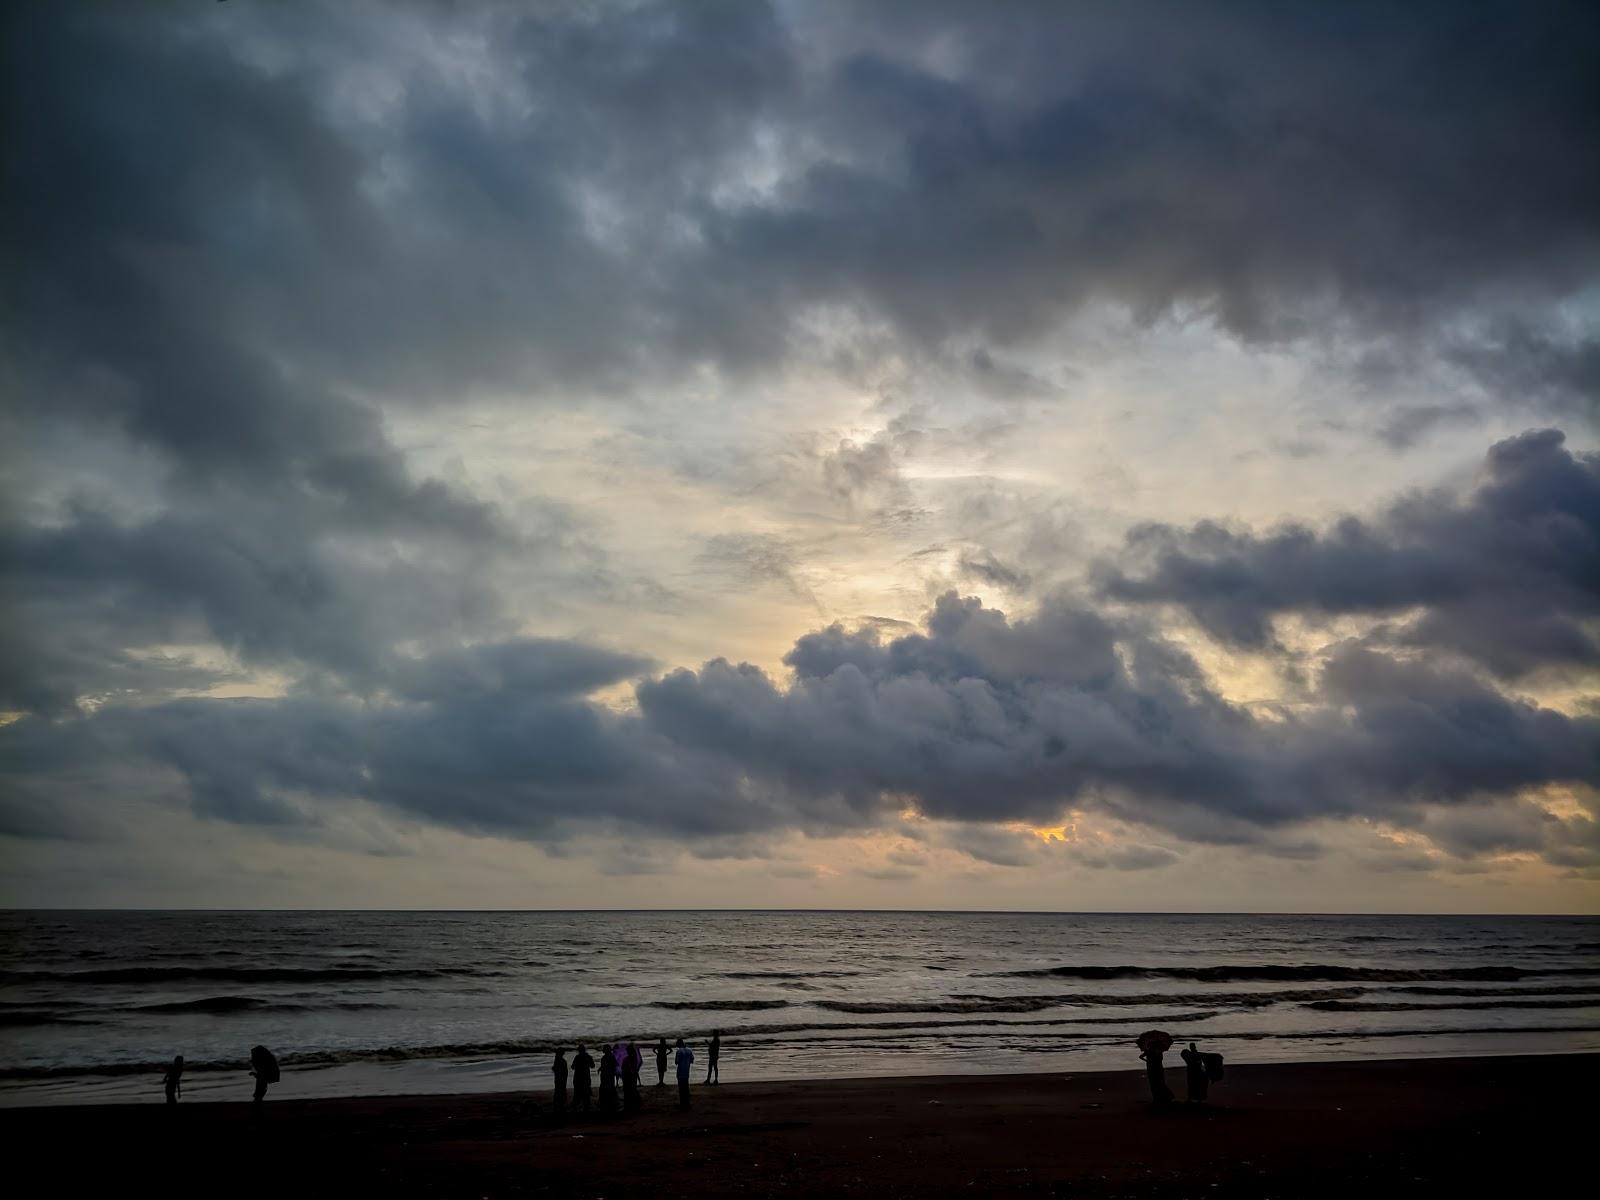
top-left (2, 910), bottom-right (1596, 1105)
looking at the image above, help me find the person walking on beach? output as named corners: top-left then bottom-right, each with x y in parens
top-left (599, 1042), bottom-right (618, 1112)
top-left (1135, 1031), bottom-right (1174, 1108)
top-left (705, 1030), bottom-right (721, 1084)
top-left (1180, 1041), bottom-right (1209, 1104)
top-left (552, 1048), bottom-right (569, 1116)
top-left (674, 1037), bottom-right (694, 1110)
top-left (248, 1044), bottom-right (279, 1107)
top-left (573, 1043), bottom-right (594, 1113)
top-left (655, 1037), bottom-right (669, 1086)
top-left (162, 1055), bottom-right (183, 1105)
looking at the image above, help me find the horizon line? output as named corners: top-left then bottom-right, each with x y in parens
top-left (4, 907), bottom-right (1595, 918)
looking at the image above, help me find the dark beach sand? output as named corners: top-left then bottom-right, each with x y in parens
top-left (9, 1054), bottom-right (1591, 1198)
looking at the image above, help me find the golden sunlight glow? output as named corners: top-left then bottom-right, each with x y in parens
top-left (1016, 822), bottom-right (1075, 844)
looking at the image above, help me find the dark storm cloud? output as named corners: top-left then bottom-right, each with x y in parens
top-left (0, 635), bottom-right (839, 842)
top-left (390, 639), bottom-right (654, 704)
top-left (0, 0), bottom-right (535, 711)
top-left (1448, 327), bottom-right (1600, 424)
top-left (637, 591), bottom-right (1599, 847)
top-left (1099, 429), bottom-right (1600, 679)
top-left (0, 504), bottom-right (511, 715)
top-left (9, 0), bottom-right (1597, 434)
top-left (704, 0), bottom-right (1600, 357)
top-left (5, 574), bottom-right (1595, 864)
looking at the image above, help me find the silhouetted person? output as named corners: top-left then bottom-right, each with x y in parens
top-left (705, 1030), bottom-right (721, 1084)
top-left (1136, 1034), bottom-right (1173, 1107)
top-left (162, 1055), bottom-right (183, 1105)
top-left (552, 1049), bottom-right (569, 1115)
top-left (1180, 1041), bottom-right (1208, 1104)
top-left (622, 1041), bottom-right (641, 1111)
top-left (599, 1043), bottom-right (618, 1112)
top-left (675, 1038), bottom-right (694, 1110)
top-left (572, 1044), bottom-right (594, 1112)
top-left (655, 1038), bottom-right (669, 1086)
top-left (249, 1045), bottom-right (279, 1106)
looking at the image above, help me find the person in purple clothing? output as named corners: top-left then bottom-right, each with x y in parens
top-left (674, 1037), bottom-right (694, 1110)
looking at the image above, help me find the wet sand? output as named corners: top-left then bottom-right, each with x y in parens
top-left (8, 1053), bottom-right (1589, 1198)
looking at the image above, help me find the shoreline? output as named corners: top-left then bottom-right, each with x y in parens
top-left (10, 1052), bottom-right (1593, 1197)
top-left (8, 1028), bottom-right (1597, 1108)
top-left (6, 1045), bottom-right (1593, 1111)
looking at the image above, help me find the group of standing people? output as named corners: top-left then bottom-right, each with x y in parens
top-left (552, 1032), bottom-right (720, 1116)
top-left (1136, 1032), bottom-right (1222, 1107)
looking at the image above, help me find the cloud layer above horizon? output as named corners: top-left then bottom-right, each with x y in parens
top-left (2, 0), bottom-right (1596, 909)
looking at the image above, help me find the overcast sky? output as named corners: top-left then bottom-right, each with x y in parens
top-left (3, 0), bottom-right (1597, 912)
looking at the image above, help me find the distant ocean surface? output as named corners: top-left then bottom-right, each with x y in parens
top-left (2, 911), bottom-right (1597, 1107)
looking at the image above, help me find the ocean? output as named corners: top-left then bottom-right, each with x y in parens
top-left (2, 910), bottom-right (1596, 1107)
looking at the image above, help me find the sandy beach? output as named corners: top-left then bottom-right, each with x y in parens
top-left (8, 1053), bottom-right (1589, 1198)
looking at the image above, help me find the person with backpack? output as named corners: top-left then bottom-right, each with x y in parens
top-left (248, 1045), bottom-right (279, 1106)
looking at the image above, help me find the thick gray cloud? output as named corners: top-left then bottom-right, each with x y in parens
top-left (705, 0), bottom-right (1600, 363)
top-left (7, 0), bottom-right (1596, 428)
top-left (1, 637), bottom-right (719, 839)
top-left (5, 563), bottom-right (1595, 865)
top-left (1099, 429), bottom-right (1600, 679)
top-left (0, 503), bottom-right (512, 714)
top-left (638, 591), bottom-right (1598, 848)
top-left (12, 581), bottom-right (1595, 860)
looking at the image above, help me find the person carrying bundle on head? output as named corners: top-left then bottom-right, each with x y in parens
top-left (1135, 1030), bottom-right (1174, 1107)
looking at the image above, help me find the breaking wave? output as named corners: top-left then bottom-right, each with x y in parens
top-left (1304, 997), bottom-right (1600, 1013)
top-left (711, 971), bottom-right (865, 980)
top-left (130, 996), bottom-right (399, 1015)
top-left (0, 965), bottom-right (492, 986)
top-left (996, 964), bottom-right (1600, 983)
top-left (649, 999), bottom-right (793, 1011)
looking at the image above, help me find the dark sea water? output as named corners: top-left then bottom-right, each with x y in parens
top-left (2, 910), bottom-right (1596, 1106)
